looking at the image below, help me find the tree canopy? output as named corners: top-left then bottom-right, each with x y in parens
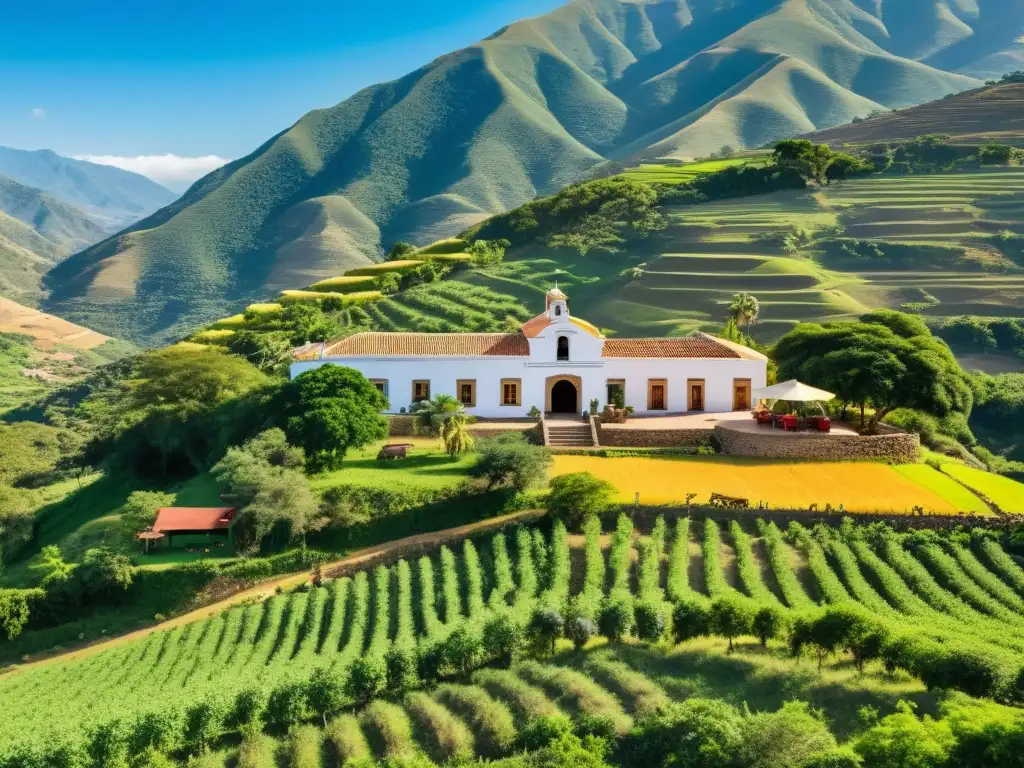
top-left (772, 311), bottom-right (973, 431)
top-left (281, 365), bottom-right (389, 471)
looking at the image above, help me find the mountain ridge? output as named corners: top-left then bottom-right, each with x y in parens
top-left (43, 0), bottom-right (1024, 344)
top-left (0, 147), bottom-right (176, 230)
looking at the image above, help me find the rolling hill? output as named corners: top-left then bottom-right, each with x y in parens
top-left (43, 0), bottom-right (1024, 344)
top-left (0, 176), bottom-right (112, 302)
top-left (0, 147), bottom-right (176, 230)
top-left (806, 82), bottom-right (1024, 146)
top-left (0, 297), bottom-right (134, 413)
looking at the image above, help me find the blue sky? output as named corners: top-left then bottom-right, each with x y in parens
top-left (0, 0), bottom-right (563, 189)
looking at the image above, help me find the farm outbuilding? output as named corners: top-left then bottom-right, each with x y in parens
top-left (137, 507), bottom-right (238, 553)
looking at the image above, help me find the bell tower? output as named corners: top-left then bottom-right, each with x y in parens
top-left (546, 286), bottom-right (568, 321)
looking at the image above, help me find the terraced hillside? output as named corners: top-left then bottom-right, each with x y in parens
top-left (4, 515), bottom-right (1024, 753)
top-left (806, 83), bottom-right (1024, 146)
top-left (46, 0), bottom-right (1024, 343)
top-left (354, 167), bottom-right (1024, 344)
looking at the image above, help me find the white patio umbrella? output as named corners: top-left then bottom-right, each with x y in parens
top-left (751, 380), bottom-right (835, 402)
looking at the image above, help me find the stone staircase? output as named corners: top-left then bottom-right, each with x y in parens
top-left (546, 420), bottom-right (595, 448)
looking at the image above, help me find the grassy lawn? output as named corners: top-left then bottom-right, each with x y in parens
top-left (134, 551), bottom-right (238, 571)
top-left (550, 455), bottom-right (984, 514)
top-left (311, 437), bottom-right (475, 491)
top-left (940, 463), bottom-right (1024, 513)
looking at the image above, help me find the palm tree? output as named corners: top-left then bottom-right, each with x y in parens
top-left (442, 415), bottom-right (475, 459)
top-left (410, 393), bottom-right (465, 436)
top-left (728, 293), bottom-right (760, 337)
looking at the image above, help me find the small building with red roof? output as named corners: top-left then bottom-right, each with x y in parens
top-left (137, 507), bottom-right (238, 553)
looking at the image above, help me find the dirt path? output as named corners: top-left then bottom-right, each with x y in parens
top-left (687, 528), bottom-right (708, 596)
top-left (718, 534), bottom-right (741, 591)
top-left (785, 540), bottom-right (819, 602)
top-left (751, 538), bottom-right (786, 603)
top-left (11, 509), bottom-right (543, 672)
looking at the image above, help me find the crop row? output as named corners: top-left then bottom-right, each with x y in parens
top-left (3, 516), bottom-right (1024, 748)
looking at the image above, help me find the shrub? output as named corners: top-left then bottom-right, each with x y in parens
top-left (521, 714), bottom-right (575, 750)
top-left (530, 607), bottom-right (565, 655)
top-left (547, 472), bottom-right (615, 530)
top-left (385, 644), bottom-right (419, 694)
top-left (709, 596), bottom-right (755, 651)
top-left (482, 612), bottom-right (524, 667)
top-left (598, 596), bottom-right (635, 643)
top-left (565, 615), bottom-right (597, 650)
top-left (306, 667), bottom-right (346, 726)
top-left (738, 701), bottom-right (837, 768)
top-left (472, 433), bottom-right (552, 491)
top-left (285, 726), bottom-right (322, 768)
top-left (237, 733), bottom-right (275, 768)
top-left (325, 714), bottom-right (372, 767)
top-left (345, 656), bottom-right (387, 706)
top-left (229, 687), bottom-right (268, 734)
top-left (87, 720), bottom-right (130, 768)
top-left (441, 623), bottom-right (484, 676)
top-left (620, 698), bottom-right (744, 768)
top-left (633, 600), bottom-right (667, 642)
top-left (752, 605), bottom-right (787, 647)
top-left (672, 599), bottom-right (712, 642)
top-left (266, 680), bottom-right (309, 732)
top-left (183, 699), bottom-right (224, 754)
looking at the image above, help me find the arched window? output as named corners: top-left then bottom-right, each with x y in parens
top-left (557, 336), bottom-right (569, 361)
top-left (554, 305), bottom-right (562, 316)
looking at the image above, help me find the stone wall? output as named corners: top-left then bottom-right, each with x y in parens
top-left (595, 420), bottom-right (715, 448)
top-left (713, 424), bottom-right (919, 463)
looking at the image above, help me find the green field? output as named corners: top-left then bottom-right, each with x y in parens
top-left (616, 155), bottom-right (770, 184)
top-left (941, 463), bottom-right (1024, 512)
top-left (4, 514), bottom-right (1024, 755)
top-left (311, 438), bottom-right (477, 491)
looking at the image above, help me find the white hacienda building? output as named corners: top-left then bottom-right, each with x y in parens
top-left (291, 288), bottom-right (767, 418)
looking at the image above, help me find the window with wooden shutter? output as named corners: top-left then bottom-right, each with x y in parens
top-left (501, 379), bottom-right (521, 406)
top-left (457, 379), bottom-right (476, 407)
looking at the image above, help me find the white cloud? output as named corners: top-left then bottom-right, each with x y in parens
top-left (30, 108), bottom-right (46, 119)
top-left (74, 153), bottom-right (231, 191)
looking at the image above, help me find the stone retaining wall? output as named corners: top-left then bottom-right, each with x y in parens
top-left (595, 419), bottom-right (714, 448)
top-left (713, 423), bottom-right (919, 463)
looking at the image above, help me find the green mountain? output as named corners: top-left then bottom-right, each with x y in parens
top-left (45, 0), bottom-right (1024, 344)
top-left (0, 176), bottom-right (111, 302)
top-left (0, 147), bottom-right (176, 230)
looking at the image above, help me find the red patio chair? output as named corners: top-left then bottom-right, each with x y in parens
top-left (817, 417), bottom-right (832, 433)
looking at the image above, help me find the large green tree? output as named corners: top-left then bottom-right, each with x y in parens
top-left (281, 364), bottom-right (389, 471)
top-left (773, 312), bottom-right (972, 432)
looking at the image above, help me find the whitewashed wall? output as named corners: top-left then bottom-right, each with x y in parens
top-left (288, 356), bottom-right (766, 418)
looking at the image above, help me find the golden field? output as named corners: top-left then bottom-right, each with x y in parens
top-left (550, 455), bottom-right (991, 515)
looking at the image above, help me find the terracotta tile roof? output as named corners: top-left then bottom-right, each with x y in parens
top-left (153, 508), bottom-right (237, 533)
top-left (601, 335), bottom-right (741, 359)
top-left (322, 332), bottom-right (530, 357)
top-left (520, 313), bottom-right (552, 338)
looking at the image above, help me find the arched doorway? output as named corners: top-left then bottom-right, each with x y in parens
top-left (550, 380), bottom-right (579, 414)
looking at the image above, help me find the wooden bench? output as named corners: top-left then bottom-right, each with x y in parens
top-left (377, 443), bottom-right (415, 460)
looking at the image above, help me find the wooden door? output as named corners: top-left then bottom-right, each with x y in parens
top-left (733, 379), bottom-right (751, 411)
top-left (648, 380), bottom-right (666, 410)
top-left (688, 380), bottom-right (705, 411)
